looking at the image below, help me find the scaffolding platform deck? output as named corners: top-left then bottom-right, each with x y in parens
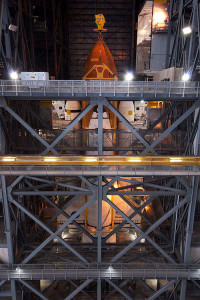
top-left (0, 80), bottom-right (199, 100)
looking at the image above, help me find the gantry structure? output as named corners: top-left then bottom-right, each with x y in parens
top-left (0, 0), bottom-right (200, 299)
top-left (166, 0), bottom-right (200, 80)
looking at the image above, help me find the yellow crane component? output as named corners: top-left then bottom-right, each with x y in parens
top-left (93, 14), bottom-right (107, 32)
top-left (1, 156), bottom-right (200, 166)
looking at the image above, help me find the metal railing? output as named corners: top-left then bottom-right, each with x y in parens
top-left (0, 263), bottom-right (199, 280)
top-left (0, 164), bottom-right (199, 176)
top-left (0, 80), bottom-right (199, 98)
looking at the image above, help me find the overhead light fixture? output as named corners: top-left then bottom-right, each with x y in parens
top-left (125, 71), bottom-right (134, 81)
top-left (140, 238), bottom-right (146, 243)
top-left (129, 230), bottom-right (137, 241)
top-left (170, 158), bottom-right (182, 163)
top-left (9, 24), bottom-right (18, 32)
top-left (182, 26), bottom-right (192, 35)
top-left (153, 9), bottom-right (167, 26)
top-left (44, 157), bottom-right (56, 162)
top-left (181, 72), bottom-right (190, 81)
top-left (85, 158), bottom-right (98, 162)
top-left (9, 71), bottom-right (19, 80)
top-left (2, 157), bottom-right (15, 162)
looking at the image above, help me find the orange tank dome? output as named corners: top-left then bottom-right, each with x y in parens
top-left (82, 40), bottom-right (118, 80)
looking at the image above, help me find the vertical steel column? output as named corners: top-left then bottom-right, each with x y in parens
top-left (0, 0), bottom-right (5, 44)
top-left (1, 175), bottom-right (16, 300)
top-left (180, 108), bottom-right (200, 299)
top-left (98, 101), bottom-right (103, 155)
top-left (165, 0), bottom-right (173, 68)
top-left (97, 175), bottom-right (102, 299)
top-left (180, 186), bottom-right (199, 300)
top-left (187, 0), bottom-right (198, 71)
top-left (97, 279), bottom-right (101, 300)
top-left (2, 1), bottom-right (12, 63)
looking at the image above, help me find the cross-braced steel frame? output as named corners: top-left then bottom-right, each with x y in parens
top-left (0, 0), bottom-right (200, 298)
top-left (0, 93), bottom-right (200, 299)
top-left (166, 0), bottom-right (200, 80)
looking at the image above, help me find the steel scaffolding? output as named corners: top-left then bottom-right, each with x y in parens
top-left (0, 0), bottom-right (200, 299)
top-left (166, 0), bottom-right (200, 80)
top-left (0, 92), bottom-right (199, 299)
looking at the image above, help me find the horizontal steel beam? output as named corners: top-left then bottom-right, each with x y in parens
top-left (0, 165), bottom-right (200, 176)
top-left (11, 190), bottom-right (186, 196)
top-left (108, 191), bottom-right (186, 196)
top-left (1, 265), bottom-right (200, 280)
top-left (12, 191), bottom-right (92, 196)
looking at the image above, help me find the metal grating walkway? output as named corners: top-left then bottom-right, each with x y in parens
top-left (0, 80), bottom-right (199, 100)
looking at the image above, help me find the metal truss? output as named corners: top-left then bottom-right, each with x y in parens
top-left (166, 0), bottom-right (200, 79)
top-left (0, 0), bottom-right (199, 298)
top-left (0, 172), bottom-right (196, 299)
top-left (0, 90), bottom-right (199, 299)
top-left (1, 93), bottom-right (200, 156)
top-left (0, 0), bottom-right (37, 76)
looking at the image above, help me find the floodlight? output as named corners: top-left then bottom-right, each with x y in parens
top-left (182, 26), bottom-right (192, 35)
top-left (125, 71), bottom-right (134, 81)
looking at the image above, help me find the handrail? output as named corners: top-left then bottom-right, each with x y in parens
top-left (0, 80), bottom-right (199, 99)
top-left (0, 164), bottom-right (199, 176)
top-left (0, 263), bottom-right (199, 280)
top-left (1, 263), bottom-right (198, 269)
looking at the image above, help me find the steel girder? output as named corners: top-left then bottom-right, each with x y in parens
top-left (0, 173), bottom-right (193, 299)
top-left (166, 0), bottom-right (200, 79)
top-left (0, 94), bottom-right (199, 299)
top-left (0, 1), bottom-right (36, 76)
top-left (1, 96), bottom-right (200, 156)
top-left (1, 264), bottom-right (200, 280)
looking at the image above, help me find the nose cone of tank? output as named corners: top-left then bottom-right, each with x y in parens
top-left (83, 40), bottom-right (118, 80)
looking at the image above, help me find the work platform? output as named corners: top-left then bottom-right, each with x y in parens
top-left (0, 263), bottom-right (199, 280)
top-left (0, 80), bottom-right (199, 100)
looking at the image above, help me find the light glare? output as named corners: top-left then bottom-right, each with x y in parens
top-left (10, 71), bottom-right (18, 80)
top-left (129, 158), bottom-right (141, 162)
top-left (85, 158), bottom-right (98, 162)
top-left (181, 73), bottom-right (190, 81)
top-left (125, 72), bottom-right (134, 81)
top-left (170, 158), bottom-right (182, 162)
top-left (3, 157), bottom-right (15, 162)
top-left (182, 26), bottom-right (192, 35)
top-left (44, 158), bottom-right (56, 162)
